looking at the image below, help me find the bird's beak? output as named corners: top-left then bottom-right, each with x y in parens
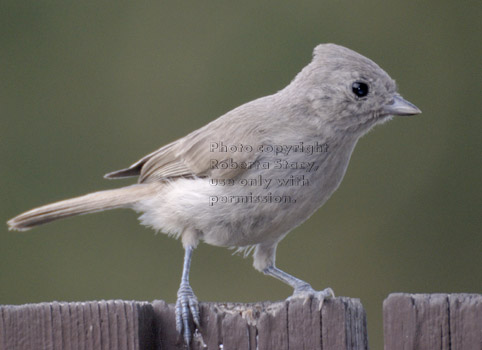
top-left (383, 95), bottom-right (421, 116)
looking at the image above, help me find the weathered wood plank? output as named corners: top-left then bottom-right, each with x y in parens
top-left (1, 297), bottom-right (367, 350)
top-left (322, 297), bottom-right (368, 350)
top-left (383, 293), bottom-right (482, 350)
top-left (184, 298), bottom-right (367, 350)
top-left (0, 301), bottom-right (154, 350)
top-left (257, 301), bottom-right (288, 349)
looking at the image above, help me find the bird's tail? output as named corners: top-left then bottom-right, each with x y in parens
top-left (7, 184), bottom-right (156, 231)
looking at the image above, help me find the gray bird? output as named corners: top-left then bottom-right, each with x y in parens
top-left (8, 43), bottom-right (421, 347)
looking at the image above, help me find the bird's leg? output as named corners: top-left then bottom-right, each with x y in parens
top-left (263, 264), bottom-right (335, 308)
top-left (175, 246), bottom-right (200, 347)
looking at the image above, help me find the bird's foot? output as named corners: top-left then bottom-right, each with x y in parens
top-left (288, 283), bottom-right (335, 310)
top-left (175, 282), bottom-right (200, 347)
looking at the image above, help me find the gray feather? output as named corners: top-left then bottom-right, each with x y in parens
top-left (7, 184), bottom-right (156, 231)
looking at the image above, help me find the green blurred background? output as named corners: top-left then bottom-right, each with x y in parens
top-left (1, 2), bottom-right (480, 348)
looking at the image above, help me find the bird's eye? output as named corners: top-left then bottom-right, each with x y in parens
top-left (352, 81), bottom-right (369, 98)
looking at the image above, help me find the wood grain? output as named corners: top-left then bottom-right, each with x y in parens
top-left (383, 293), bottom-right (482, 350)
top-left (0, 297), bottom-right (368, 350)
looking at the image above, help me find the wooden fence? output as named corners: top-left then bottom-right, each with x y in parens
top-left (1, 293), bottom-right (480, 349)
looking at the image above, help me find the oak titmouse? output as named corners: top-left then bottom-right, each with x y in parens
top-left (8, 43), bottom-right (421, 346)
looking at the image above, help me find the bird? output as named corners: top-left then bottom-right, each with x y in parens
top-left (8, 43), bottom-right (421, 347)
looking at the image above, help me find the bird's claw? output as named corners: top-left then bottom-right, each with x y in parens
top-left (175, 282), bottom-right (200, 347)
top-left (289, 284), bottom-right (335, 310)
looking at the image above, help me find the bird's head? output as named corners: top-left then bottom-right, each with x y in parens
top-left (289, 43), bottom-right (421, 136)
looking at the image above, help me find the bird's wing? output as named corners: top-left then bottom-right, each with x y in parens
top-left (104, 110), bottom-right (265, 183)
